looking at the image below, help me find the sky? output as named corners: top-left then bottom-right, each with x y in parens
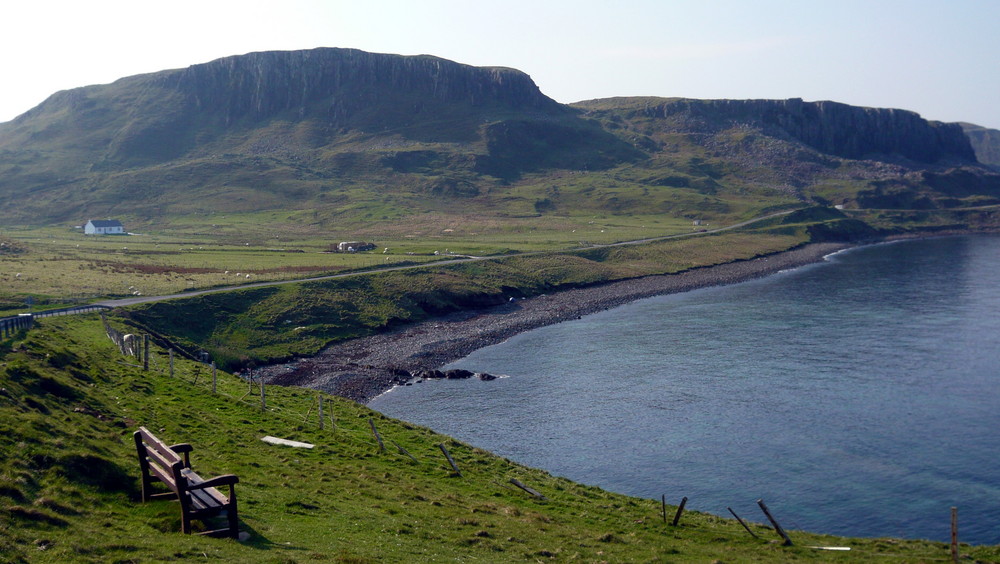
top-left (2, 0), bottom-right (999, 128)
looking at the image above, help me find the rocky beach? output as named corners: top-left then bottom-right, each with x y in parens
top-left (261, 242), bottom-right (851, 402)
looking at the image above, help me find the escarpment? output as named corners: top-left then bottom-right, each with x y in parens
top-left (619, 97), bottom-right (976, 165)
top-left (167, 48), bottom-right (564, 126)
top-left (1, 47), bottom-right (998, 225)
top-left (961, 123), bottom-right (1000, 169)
top-left (11, 48), bottom-right (569, 165)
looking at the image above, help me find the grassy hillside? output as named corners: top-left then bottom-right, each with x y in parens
top-left (3, 50), bottom-right (998, 249)
top-left (8, 208), bottom-right (1000, 365)
top-left (111, 205), bottom-right (1000, 372)
top-left (120, 226), bottom-right (812, 370)
top-left (5, 48), bottom-right (1000, 562)
top-left (3, 316), bottom-right (997, 562)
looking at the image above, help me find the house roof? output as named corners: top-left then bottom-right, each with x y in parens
top-left (88, 219), bottom-right (123, 228)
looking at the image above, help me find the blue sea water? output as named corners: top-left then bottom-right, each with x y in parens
top-left (370, 235), bottom-right (1000, 544)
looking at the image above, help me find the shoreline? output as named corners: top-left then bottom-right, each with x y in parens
top-left (261, 241), bottom-right (853, 403)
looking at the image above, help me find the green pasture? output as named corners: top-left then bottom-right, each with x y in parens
top-left (122, 229), bottom-right (812, 371)
top-left (0, 204), bottom-right (770, 311)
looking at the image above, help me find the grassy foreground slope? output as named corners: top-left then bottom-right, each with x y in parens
top-left (3, 316), bottom-right (997, 563)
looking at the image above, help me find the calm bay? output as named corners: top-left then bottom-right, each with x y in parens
top-left (370, 234), bottom-right (1000, 544)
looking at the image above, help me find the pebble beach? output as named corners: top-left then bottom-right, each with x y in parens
top-left (261, 242), bottom-right (851, 402)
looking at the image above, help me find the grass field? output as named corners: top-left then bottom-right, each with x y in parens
top-left (2, 315), bottom-right (996, 562)
top-left (4, 210), bottom-right (1000, 561)
top-left (119, 228), bottom-right (812, 370)
top-left (0, 205), bottom-right (781, 315)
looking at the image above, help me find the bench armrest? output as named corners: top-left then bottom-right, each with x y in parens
top-left (168, 443), bottom-right (193, 467)
top-left (187, 474), bottom-right (240, 491)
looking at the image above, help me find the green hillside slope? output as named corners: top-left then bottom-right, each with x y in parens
top-left (3, 316), bottom-right (996, 562)
top-left (1, 48), bottom-right (999, 241)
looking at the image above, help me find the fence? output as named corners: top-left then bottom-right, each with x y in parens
top-left (95, 315), bottom-right (485, 474)
top-left (0, 314), bottom-right (34, 338)
top-left (32, 304), bottom-right (111, 318)
top-left (1, 304), bottom-right (112, 338)
top-left (91, 314), bottom-right (971, 558)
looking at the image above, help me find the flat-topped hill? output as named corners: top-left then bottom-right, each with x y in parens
top-left (1, 48), bottom-right (998, 231)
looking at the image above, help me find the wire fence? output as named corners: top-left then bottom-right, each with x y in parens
top-left (1, 304), bottom-right (112, 338)
top-left (99, 314), bottom-right (398, 454)
top-left (96, 315), bottom-right (970, 559)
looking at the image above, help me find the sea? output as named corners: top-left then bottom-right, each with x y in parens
top-left (370, 234), bottom-right (1000, 545)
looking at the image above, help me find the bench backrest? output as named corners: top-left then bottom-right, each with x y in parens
top-left (134, 426), bottom-right (185, 491)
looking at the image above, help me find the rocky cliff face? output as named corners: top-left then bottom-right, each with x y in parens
top-left (639, 98), bottom-right (977, 165)
top-left (12, 48), bottom-right (567, 164)
top-left (1, 49), bottom-right (996, 225)
top-left (164, 48), bottom-right (563, 126)
top-left (961, 123), bottom-right (1000, 170)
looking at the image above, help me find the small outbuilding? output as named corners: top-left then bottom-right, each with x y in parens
top-left (84, 219), bottom-right (125, 235)
top-left (337, 241), bottom-right (376, 252)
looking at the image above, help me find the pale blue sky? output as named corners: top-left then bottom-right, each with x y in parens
top-left (3, 0), bottom-right (998, 128)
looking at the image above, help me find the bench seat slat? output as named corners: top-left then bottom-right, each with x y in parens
top-left (182, 469), bottom-right (229, 510)
top-left (189, 488), bottom-right (227, 511)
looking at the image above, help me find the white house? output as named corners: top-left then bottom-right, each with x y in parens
top-left (84, 219), bottom-right (125, 235)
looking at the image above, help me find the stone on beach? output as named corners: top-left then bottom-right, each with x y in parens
top-left (257, 243), bottom-right (850, 403)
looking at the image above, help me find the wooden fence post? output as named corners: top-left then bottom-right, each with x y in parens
top-left (318, 395), bottom-right (324, 430)
top-left (260, 375), bottom-right (266, 412)
top-left (727, 507), bottom-right (759, 538)
top-left (672, 496), bottom-right (688, 526)
top-left (438, 443), bottom-right (462, 476)
top-left (392, 440), bottom-right (419, 464)
top-left (662, 494), bottom-right (667, 523)
top-left (169, 348), bottom-right (174, 377)
top-left (951, 507), bottom-right (959, 563)
top-left (757, 499), bottom-right (792, 546)
top-left (368, 418), bottom-right (385, 452)
top-left (510, 478), bottom-right (547, 500)
top-left (143, 334), bottom-right (149, 371)
top-left (211, 361), bottom-right (217, 393)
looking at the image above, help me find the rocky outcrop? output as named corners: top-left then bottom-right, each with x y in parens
top-left (961, 122), bottom-right (1000, 170)
top-left (408, 368), bottom-right (497, 382)
top-left (166, 48), bottom-right (563, 126)
top-left (1, 49), bottom-right (995, 225)
top-left (637, 98), bottom-right (976, 164)
top-left (12, 48), bottom-right (568, 165)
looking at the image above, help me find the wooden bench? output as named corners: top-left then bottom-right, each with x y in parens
top-left (133, 426), bottom-right (240, 538)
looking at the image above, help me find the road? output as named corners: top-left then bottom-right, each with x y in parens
top-left (95, 209), bottom-right (797, 308)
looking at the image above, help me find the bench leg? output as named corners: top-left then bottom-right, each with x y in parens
top-left (181, 509), bottom-right (192, 535)
top-left (227, 494), bottom-right (239, 538)
top-left (227, 511), bottom-right (239, 538)
top-left (139, 473), bottom-right (151, 502)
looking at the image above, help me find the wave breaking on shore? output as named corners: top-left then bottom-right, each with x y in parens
top-left (259, 242), bottom-right (851, 403)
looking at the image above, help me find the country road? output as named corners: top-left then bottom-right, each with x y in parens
top-left (95, 209), bottom-right (798, 309)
